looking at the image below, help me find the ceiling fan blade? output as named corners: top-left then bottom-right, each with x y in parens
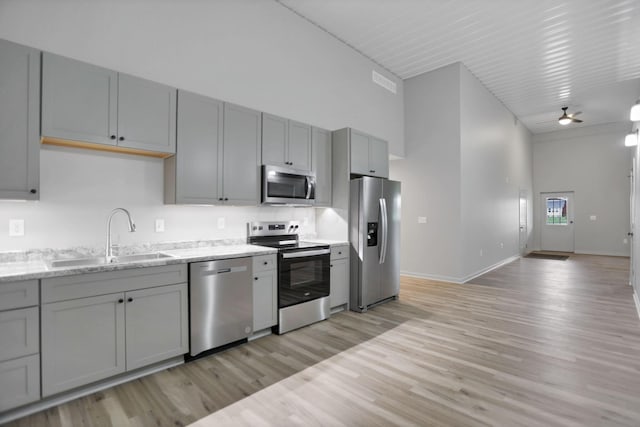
top-left (568, 111), bottom-right (582, 117)
top-left (571, 117), bottom-right (583, 123)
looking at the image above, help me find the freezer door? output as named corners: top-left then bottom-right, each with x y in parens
top-left (353, 177), bottom-right (383, 308)
top-left (380, 180), bottom-right (401, 300)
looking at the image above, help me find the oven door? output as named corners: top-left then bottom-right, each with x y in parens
top-left (262, 165), bottom-right (316, 206)
top-left (278, 248), bottom-right (330, 308)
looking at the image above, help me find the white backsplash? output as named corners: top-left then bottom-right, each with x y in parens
top-left (0, 145), bottom-right (316, 252)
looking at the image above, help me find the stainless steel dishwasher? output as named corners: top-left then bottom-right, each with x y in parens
top-left (189, 257), bottom-right (253, 356)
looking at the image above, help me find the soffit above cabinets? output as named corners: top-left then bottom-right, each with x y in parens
top-left (277, 0), bottom-right (640, 134)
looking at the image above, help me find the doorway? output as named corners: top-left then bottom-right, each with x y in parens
top-left (540, 192), bottom-right (575, 252)
top-left (519, 190), bottom-right (528, 254)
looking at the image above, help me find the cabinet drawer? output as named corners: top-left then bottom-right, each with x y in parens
top-left (0, 307), bottom-right (39, 362)
top-left (42, 264), bottom-right (187, 303)
top-left (330, 245), bottom-right (349, 260)
top-left (0, 354), bottom-right (40, 411)
top-left (0, 280), bottom-right (38, 311)
top-left (253, 254), bottom-right (276, 273)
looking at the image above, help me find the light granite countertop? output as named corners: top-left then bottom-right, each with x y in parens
top-left (0, 244), bottom-right (277, 283)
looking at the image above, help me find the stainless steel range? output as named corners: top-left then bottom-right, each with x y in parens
top-left (247, 221), bottom-right (331, 334)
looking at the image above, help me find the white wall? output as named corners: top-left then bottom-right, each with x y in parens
top-left (0, 146), bottom-right (315, 251)
top-left (390, 63), bottom-right (533, 283)
top-left (459, 65), bottom-right (533, 279)
top-left (389, 63), bottom-right (463, 281)
top-left (533, 123), bottom-right (633, 256)
top-left (0, 0), bottom-right (404, 252)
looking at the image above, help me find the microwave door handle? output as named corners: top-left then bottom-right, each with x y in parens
top-left (305, 177), bottom-right (312, 199)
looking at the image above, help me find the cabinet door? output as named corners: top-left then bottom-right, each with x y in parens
top-left (262, 113), bottom-right (288, 167)
top-left (368, 137), bottom-right (389, 178)
top-left (117, 73), bottom-right (176, 154)
top-left (330, 258), bottom-right (349, 309)
top-left (125, 283), bottom-right (188, 371)
top-left (41, 52), bottom-right (117, 147)
top-left (0, 354), bottom-right (40, 411)
top-left (174, 91), bottom-right (223, 204)
top-left (0, 307), bottom-right (39, 362)
top-left (222, 103), bottom-right (261, 205)
top-left (0, 40), bottom-right (40, 200)
top-left (312, 127), bottom-right (332, 207)
top-left (349, 129), bottom-right (371, 176)
top-left (288, 120), bottom-right (312, 171)
top-left (41, 294), bottom-right (125, 397)
top-left (253, 270), bottom-right (277, 331)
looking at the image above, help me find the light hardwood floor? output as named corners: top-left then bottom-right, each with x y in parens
top-left (6, 254), bottom-right (640, 426)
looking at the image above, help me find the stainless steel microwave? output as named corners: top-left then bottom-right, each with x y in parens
top-left (262, 165), bottom-right (316, 206)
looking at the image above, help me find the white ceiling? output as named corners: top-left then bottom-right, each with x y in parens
top-left (277, 0), bottom-right (640, 134)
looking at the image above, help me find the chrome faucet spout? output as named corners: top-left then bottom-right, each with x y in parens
top-left (106, 208), bottom-right (136, 262)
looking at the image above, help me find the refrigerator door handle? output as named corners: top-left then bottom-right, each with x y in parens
top-left (379, 198), bottom-right (388, 264)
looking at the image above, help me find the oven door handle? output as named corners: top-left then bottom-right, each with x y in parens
top-left (281, 248), bottom-right (330, 259)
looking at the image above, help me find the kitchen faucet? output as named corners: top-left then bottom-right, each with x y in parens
top-left (105, 208), bottom-right (136, 263)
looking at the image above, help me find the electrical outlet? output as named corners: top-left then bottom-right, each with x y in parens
top-left (624, 238), bottom-right (629, 244)
top-left (9, 219), bottom-right (24, 237)
top-left (217, 217), bottom-right (225, 229)
top-left (479, 249), bottom-right (483, 257)
top-left (418, 216), bottom-right (427, 224)
top-left (500, 242), bottom-right (504, 248)
top-left (590, 215), bottom-right (597, 221)
top-left (155, 219), bottom-right (165, 233)
top-left (303, 217), bottom-right (309, 227)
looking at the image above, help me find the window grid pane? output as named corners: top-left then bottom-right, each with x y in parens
top-left (546, 197), bottom-right (568, 225)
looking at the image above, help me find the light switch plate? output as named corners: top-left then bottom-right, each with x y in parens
top-left (155, 219), bottom-right (165, 233)
top-left (418, 216), bottom-right (427, 224)
top-left (590, 215), bottom-right (597, 221)
top-left (9, 219), bottom-right (24, 237)
top-left (217, 217), bottom-right (225, 229)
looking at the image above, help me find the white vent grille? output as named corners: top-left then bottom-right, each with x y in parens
top-left (372, 70), bottom-right (397, 94)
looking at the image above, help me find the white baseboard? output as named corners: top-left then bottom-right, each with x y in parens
top-left (574, 250), bottom-right (630, 257)
top-left (402, 254), bottom-right (520, 285)
top-left (634, 292), bottom-right (640, 320)
top-left (461, 255), bottom-right (521, 283)
top-left (401, 271), bottom-right (463, 284)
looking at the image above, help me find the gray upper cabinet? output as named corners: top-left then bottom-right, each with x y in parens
top-left (165, 90), bottom-right (223, 204)
top-left (349, 129), bottom-right (389, 178)
top-left (41, 52), bottom-right (176, 156)
top-left (0, 39), bottom-right (40, 200)
top-left (261, 113), bottom-right (311, 171)
top-left (222, 103), bottom-right (261, 205)
top-left (312, 127), bottom-right (332, 207)
top-left (117, 73), bottom-right (176, 153)
top-left (41, 52), bottom-right (117, 147)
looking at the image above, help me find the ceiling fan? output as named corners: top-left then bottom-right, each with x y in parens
top-left (557, 107), bottom-right (583, 125)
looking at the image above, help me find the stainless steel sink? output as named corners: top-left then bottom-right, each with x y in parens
top-left (47, 252), bottom-right (174, 269)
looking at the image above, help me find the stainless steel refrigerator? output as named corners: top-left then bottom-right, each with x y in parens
top-left (349, 176), bottom-right (401, 312)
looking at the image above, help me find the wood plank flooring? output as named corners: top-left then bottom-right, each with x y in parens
top-left (6, 254), bottom-right (640, 426)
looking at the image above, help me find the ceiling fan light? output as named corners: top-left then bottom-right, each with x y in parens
top-left (558, 117), bottom-right (572, 125)
top-left (625, 130), bottom-right (638, 147)
top-left (631, 100), bottom-right (640, 121)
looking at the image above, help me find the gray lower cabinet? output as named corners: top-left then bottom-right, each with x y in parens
top-left (0, 279), bottom-right (41, 411)
top-left (165, 90), bottom-right (223, 204)
top-left (0, 39), bottom-right (40, 200)
top-left (330, 245), bottom-right (350, 309)
top-left (41, 293), bottom-right (126, 397)
top-left (41, 52), bottom-right (176, 155)
top-left (41, 265), bottom-right (188, 397)
top-left (262, 113), bottom-right (311, 171)
top-left (125, 284), bottom-right (188, 371)
top-left (222, 103), bottom-right (262, 205)
top-left (312, 127), bottom-right (332, 207)
top-left (252, 255), bottom-right (277, 331)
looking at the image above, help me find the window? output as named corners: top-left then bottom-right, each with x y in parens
top-left (546, 197), bottom-right (568, 225)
